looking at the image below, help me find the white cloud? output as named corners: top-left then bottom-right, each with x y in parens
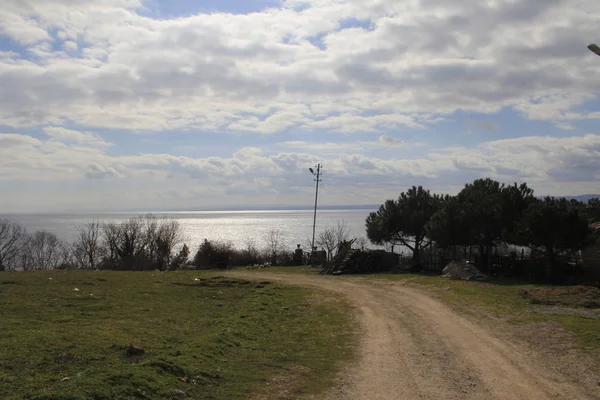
top-left (0, 0), bottom-right (598, 133)
top-left (62, 40), bottom-right (78, 52)
top-left (2, 129), bottom-right (600, 211)
top-left (2, 1), bottom-right (600, 211)
top-left (43, 127), bottom-right (111, 147)
top-left (379, 135), bottom-right (403, 146)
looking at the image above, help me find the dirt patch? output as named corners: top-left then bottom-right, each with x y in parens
top-left (527, 305), bottom-right (600, 319)
top-left (519, 285), bottom-right (600, 309)
top-left (173, 278), bottom-right (270, 288)
top-left (254, 365), bottom-right (311, 400)
top-left (509, 320), bottom-right (600, 394)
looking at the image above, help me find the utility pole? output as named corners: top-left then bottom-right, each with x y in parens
top-left (309, 164), bottom-right (322, 264)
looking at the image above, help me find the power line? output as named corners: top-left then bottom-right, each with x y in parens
top-left (309, 164), bottom-right (322, 263)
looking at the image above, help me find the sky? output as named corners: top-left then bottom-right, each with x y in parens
top-left (1, 0), bottom-right (600, 212)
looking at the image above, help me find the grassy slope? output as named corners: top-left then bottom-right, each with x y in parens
top-left (0, 271), bottom-right (355, 400)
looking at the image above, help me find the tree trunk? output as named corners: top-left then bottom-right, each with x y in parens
top-left (487, 241), bottom-right (493, 276)
top-left (411, 236), bottom-right (421, 272)
top-left (478, 242), bottom-right (486, 272)
top-left (545, 246), bottom-right (555, 283)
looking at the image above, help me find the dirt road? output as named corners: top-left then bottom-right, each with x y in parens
top-left (224, 271), bottom-right (599, 400)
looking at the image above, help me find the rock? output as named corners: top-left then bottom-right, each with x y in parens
top-left (442, 261), bottom-right (486, 281)
top-left (172, 389), bottom-right (187, 398)
top-left (126, 344), bottom-right (145, 356)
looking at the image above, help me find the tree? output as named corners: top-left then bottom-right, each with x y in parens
top-left (0, 219), bottom-right (27, 271)
top-left (152, 218), bottom-right (184, 271)
top-left (366, 186), bottom-right (439, 270)
top-left (500, 182), bottom-right (536, 244)
top-left (334, 220), bottom-right (351, 250)
top-left (101, 215), bottom-right (185, 270)
top-left (264, 229), bottom-right (285, 265)
top-left (170, 244), bottom-right (190, 270)
top-left (317, 227), bottom-right (336, 261)
top-left (24, 231), bottom-right (68, 270)
top-left (103, 217), bottom-right (147, 270)
top-left (353, 237), bottom-right (368, 250)
top-left (583, 198), bottom-right (600, 223)
top-left (453, 179), bottom-right (535, 272)
top-left (318, 220), bottom-right (351, 260)
top-left (427, 195), bottom-right (474, 259)
top-left (519, 197), bottom-right (591, 282)
top-left (455, 178), bottom-right (506, 272)
top-left (72, 220), bottom-right (104, 269)
top-left (193, 239), bottom-right (232, 269)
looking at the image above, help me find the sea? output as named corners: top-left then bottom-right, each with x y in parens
top-left (1, 208), bottom-right (387, 253)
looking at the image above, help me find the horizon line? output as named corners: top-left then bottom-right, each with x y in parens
top-left (0, 204), bottom-right (381, 215)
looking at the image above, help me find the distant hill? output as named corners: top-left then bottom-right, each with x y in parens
top-left (566, 195), bottom-right (600, 203)
top-left (538, 194), bottom-right (600, 203)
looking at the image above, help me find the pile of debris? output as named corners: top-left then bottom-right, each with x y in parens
top-left (320, 239), bottom-right (398, 275)
top-left (320, 239), bottom-right (356, 275)
top-left (442, 261), bottom-right (487, 281)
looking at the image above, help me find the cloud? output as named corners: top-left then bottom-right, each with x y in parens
top-left (2, 1), bottom-right (600, 211)
top-left (0, 0), bottom-right (598, 133)
top-left (379, 135), bottom-right (403, 146)
top-left (85, 163), bottom-right (122, 180)
top-left (0, 133), bottom-right (42, 147)
top-left (3, 128), bottom-right (600, 189)
top-left (43, 127), bottom-right (112, 147)
top-left (465, 118), bottom-right (500, 134)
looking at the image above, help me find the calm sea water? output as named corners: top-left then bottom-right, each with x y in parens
top-left (1, 209), bottom-right (383, 252)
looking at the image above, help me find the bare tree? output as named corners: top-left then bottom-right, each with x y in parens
top-left (102, 215), bottom-right (183, 270)
top-left (334, 220), bottom-right (351, 250)
top-left (25, 231), bottom-right (68, 270)
top-left (0, 219), bottom-right (27, 271)
top-left (241, 238), bottom-right (261, 265)
top-left (354, 237), bottom-right (368, 250)
top-left (264, 229), bottom-right (285, 265)
top-left (317, 220), bottom-right (351, 261)
top-left (153, 218), bottom-right (183, 271)
top-left (103, 217), bottom-right (146, 270)
top-left (72, 220), bottom-right (104, 269)
top-left (317, 228), bottom-right (336, 261)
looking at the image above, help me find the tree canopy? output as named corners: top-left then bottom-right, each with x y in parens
top-left (367, 178), bottom-right (597, 282)
top-left (518, 197), bottom-right (592, 281)
top-left (366, 186), bottom-right (439, 270)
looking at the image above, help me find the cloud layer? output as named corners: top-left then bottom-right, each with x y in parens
top-left (1, 0), bottom-right (600, 211)
top-left (1, 0), bottom-right (600, 132)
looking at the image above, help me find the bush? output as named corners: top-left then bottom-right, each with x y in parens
top-left (193, 239), bottom-right (233, 269)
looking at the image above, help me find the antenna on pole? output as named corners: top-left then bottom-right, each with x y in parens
top-left (309, 164), bottom-right (322, 266)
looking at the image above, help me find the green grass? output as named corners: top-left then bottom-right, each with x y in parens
top-left (0, 270), bottom-right (355, 400)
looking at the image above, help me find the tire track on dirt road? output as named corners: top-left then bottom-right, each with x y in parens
top-left (224, 271), bottom-right (599, 400)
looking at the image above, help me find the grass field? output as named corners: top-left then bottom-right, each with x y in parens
top-left (0, 270), bottom-right (355, 400)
